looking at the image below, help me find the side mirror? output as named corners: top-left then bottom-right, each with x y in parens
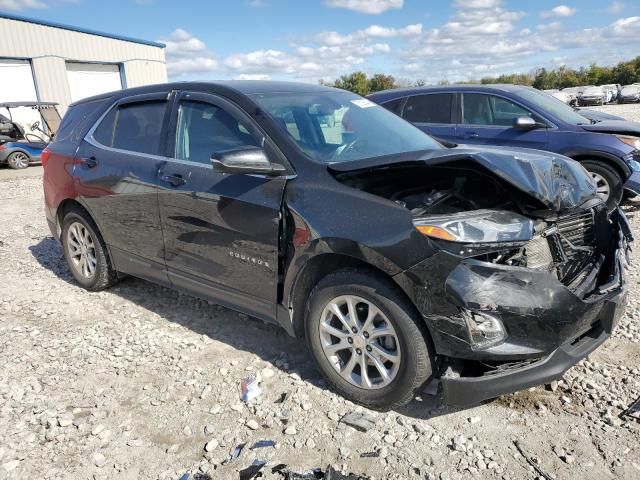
top-left (31, 121), bottom-right (40, 131)
top-left (211, 146), bottom-right (287, 176)
top-left (513, 116), bottom-right (539, 129)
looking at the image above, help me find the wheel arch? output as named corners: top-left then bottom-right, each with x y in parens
top-left (286, 253), bottom-right (429, 345)
top-left (565, 151), bottom-right (630, 180)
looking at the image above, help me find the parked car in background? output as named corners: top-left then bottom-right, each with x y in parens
top-left (0, 102), bottom-right (60, 169)
top-left (601, 84), bottom-right (620, 104)
top-left (43, 81), bottom-right (633, 409)
top-left (578, 86), bottom-right (606, 106)
top-left (561, 87), bottom-right (581, 106)
top-left (618, 84), bottom-right (640, 103)
top-left (543, 89), bottom-right (571, 104)
top-left (369, 84), bottom-right (640, 210)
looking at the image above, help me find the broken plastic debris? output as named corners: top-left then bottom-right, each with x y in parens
top-left (620, 396), bottom-right (640, 422)
top-left (271, 464), bottom-right (369, 480)
top-left (250, 440), bottom-right (276, 449)
top-left (240, 374), bottom-right (262, 402)
top-left (275, 392), bottom-right (288, 404)
top-left (239, 459), bottom-right (267, 480)
top-left (222, 443), bottom-right (245, 465)
top-left (339, 412), bottom-right (376, 432)
top-left (359, 451), bottom-right (379, 458)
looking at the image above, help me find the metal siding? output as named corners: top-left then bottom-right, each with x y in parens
top-left (0, 18), bottom-right (166, 115)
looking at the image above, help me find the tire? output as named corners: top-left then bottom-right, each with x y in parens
top-left (61, 208), bottom-right (118, 291)
top-left (7, 151), bottom-right (30, 169)
top-left (305, 269), bottom-right (434, 410)
top-left (581, 160), bottom-right (624, 212)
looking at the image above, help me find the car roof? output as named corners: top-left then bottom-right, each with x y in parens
top-left (367, 83), bottom-right (539, 101)
top-left (69, 80), bottom-right (341, 108)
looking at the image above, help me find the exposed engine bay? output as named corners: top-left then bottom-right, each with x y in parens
top-left (333, 161), bottom-right (618, 299)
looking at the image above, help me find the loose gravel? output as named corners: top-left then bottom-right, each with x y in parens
top-left (1, 105), bottom-right (639, 480)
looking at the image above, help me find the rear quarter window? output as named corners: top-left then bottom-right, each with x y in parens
top-left (53, 98), bottom-right (111, 147)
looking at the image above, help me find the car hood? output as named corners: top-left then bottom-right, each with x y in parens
top-left (579, 119), bottom-right (640, 135)
top-left (329, 145), bottom-right (598, 213)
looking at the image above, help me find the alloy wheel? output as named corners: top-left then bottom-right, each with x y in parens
top-left (66, 222), bottom-right (97, 279)
top-left (319, 295), bottom-right (401, 390)
top-left (8, 152), bottom-right (29, 169)
top-left (590, 172), bottom-right (610, 202)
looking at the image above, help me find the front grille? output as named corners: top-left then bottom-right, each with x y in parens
top-left (556, 210), bottom-right (595, 254)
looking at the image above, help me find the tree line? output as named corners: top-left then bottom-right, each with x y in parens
top-left (323, 56), bottom-right (640, 95)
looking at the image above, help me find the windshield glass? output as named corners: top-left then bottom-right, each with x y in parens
top-left (251, 90), bottom-right (441, 163)
top-left (516, 88), bottom-right (591, 125)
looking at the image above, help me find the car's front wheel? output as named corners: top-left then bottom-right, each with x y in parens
top-left (305, 269), bottom-right (434, 410)
top-left (7, 151), bottom-right (30, 169)
top-left (61, 208), bottom-right (118, 291)
top-left (581, 160), bottom-right (623, 212)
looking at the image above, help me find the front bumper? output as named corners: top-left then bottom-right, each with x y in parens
top-left (625, 171), bottom-right (640, 195)
top-left (395, 208), bottom-right (633, 406)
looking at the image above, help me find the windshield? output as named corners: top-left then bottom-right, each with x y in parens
top-left (516, 88), bottom-right (591, 125)
top-left (251, 90), bottom-right (441, 163)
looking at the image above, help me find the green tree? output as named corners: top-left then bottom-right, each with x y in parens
top-left (369, 73), bottom-right (396, 92)
top-left (333, 71), bottom-right (371, 96)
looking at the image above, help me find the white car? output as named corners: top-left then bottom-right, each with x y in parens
top-left (543, 89), bottom-right (571, 104)
top-left (578, 86), bottom-right (606, 106)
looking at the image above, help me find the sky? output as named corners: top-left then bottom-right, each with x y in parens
top-left (1, 0), bottom-right (639, 83)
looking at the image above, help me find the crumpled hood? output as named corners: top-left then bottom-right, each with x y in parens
top-left (579, 119), bottom-right (640, 135)
top-left (329, 145), bottom-right (598, 213)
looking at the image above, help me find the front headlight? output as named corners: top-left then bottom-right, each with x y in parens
top-left (617, 135), bottom-right (640, 150)
top-left (413, 209), bottom-right (534, 243)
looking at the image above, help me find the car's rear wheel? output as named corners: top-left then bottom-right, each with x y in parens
top-left (305, 269), bottom-right (434, 410)
top-left (61, 208), bottom-right (118, 291)
top-left (581, 160), bottom-right (623, 212)
top-left (7, 151), bottom-right (30, 169)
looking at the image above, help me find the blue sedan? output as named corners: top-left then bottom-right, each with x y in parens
top-left (369, 84), bottom-right (640, 210)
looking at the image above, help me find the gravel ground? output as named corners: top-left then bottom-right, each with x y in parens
top-left (1, 107), bottom-right (640, 480)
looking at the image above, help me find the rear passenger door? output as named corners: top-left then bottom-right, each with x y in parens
top-left (457, 93), bottom-right (548, 150)
top-left (75, 92), bottom-right (171, 286)
top-left (157, 91), bottom-right (287, 322)
top-left (400, 93), bottom-right (457, 143)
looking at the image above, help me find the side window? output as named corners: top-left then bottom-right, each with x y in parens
top-left (175, 100), bottom-right (260, 164)
top-left (403, 94), bottom-right (453, 124)
top-left (381, 98), bottom-right (403, 115)
top-left (93, 100), bottom-right (167, 155)
top-left (462, 94), bottom-right (533, 126)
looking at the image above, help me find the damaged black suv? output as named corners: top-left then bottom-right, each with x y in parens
top-left (44, 82), bottom-right (633, 410)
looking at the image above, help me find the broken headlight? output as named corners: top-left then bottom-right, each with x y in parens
top-left (413, 209), bottom-right (534, 244)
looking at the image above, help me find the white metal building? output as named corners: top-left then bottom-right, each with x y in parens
top-left (0, 12), bottom-right (167, 127)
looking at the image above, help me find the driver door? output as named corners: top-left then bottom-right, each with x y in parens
top-left (158, 91), bottom-right (288, 322)
top-left (457, 93), bottom-right (548, 150)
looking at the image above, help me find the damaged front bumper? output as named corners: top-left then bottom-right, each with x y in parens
top-left (395, 208), bottom-right (633, 407)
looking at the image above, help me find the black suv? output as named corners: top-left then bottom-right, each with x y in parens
top-left (43, 82), bottom-right (632, 410)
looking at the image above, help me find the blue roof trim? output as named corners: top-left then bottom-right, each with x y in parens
top-left (0, 12), bottom-right (166, 48)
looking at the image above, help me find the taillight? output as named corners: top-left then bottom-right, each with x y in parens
top-left (0, 144), bottom-right (6, 150)
top-left (41, 148), bottom-right (51, 168)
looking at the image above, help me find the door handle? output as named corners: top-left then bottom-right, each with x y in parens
top-left (462, 131), bottom-right (479, 139)
top-left (160, 173), bottom-right (187, 187)
top-left (81, 156), bottom-right (98, 168)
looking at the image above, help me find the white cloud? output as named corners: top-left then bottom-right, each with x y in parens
top-left (453, 0), bottom-right (501, 8)
top-left (608, 1), bottom-right (625, 14)
top-left (363, 24), bottom-right (423, 37)
top-left (0, 0), bottom-right (46, 10)
top-left (158, 29), bottom-right (218, 77)
top-left (236, 73), bottom-right (271, 80)
top-left (541, 5), bottom-right (577, 18)
top-left (608, 16), bottom-right (640, 37)
top-left (324, 0), bottom-right (403, 15)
